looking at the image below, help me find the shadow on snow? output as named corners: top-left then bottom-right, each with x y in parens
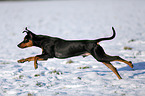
top-left (80, 62), bottom-right (145, 78)
top-left (118, 62), bottom-right (145, 71)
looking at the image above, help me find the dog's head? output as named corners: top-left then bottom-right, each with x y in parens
top-left (17, 27), bottom-right (35, 48)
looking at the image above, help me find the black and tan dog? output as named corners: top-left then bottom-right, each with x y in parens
top-left (17, 27), bottom-right (133, 79)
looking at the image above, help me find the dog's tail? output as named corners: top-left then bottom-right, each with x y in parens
top-left (96, 27), bottom-right (116, 43)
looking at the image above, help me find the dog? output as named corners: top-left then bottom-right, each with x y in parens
top-left (17, 27), bottom-right (133, 79)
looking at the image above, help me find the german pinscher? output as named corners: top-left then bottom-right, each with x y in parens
top-left (17, 27), bottom-right (133, 79)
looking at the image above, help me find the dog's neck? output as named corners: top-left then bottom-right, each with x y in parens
top-left (33, 40), bottom-right (42, 48)
top-left (32, 35), bottom-right (44, 48)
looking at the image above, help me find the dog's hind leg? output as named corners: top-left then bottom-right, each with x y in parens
top-left (89, 45), bottom-right (132, 79)
top-left (102, 55), bottom-right (133, 68)
top-left (90, 45), bottom-right (133, 68)
top-left (111, 56), bottom-right (133, 68)
top-left (102, 62), bottom-right (122, 79)
top-left (89, 46), bottom-right (122, 79)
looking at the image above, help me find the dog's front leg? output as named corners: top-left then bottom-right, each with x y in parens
top-left (17, 54), bottom-right (48, 69)
top-left (33, 54), bottom-right (50, 69)
top-left (33, 56), bottom-right (45, 69)
top-left (17, 57), bottom-right (35, 63)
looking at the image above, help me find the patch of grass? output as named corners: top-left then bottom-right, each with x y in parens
top-left (19, 75), bottom-right (24, 79)
top-left (36, 82), bottom-right (42, 87)
top-left (66, 59), bottom-right (74, 64)
top-left (46, 84), bottom-right (53, 88)
top-left (114, 91), bottom-right (117, 93)
top-left (124, 46), bottom-right (132, 50)
top-left (121, 93), bottom-right (126, 96)
top-left (55, 92), bottom-right (59, 95)
top-left (77, 77), bottom-right (81, 80)
top-left (20, 84), bottom-right (29, 87)
top-left (36, 82), bottom-right (45, 87)
top-left (0, 62), bottom-right (10, 64)
top-left (34, 74), bottom-right (40, 77)
top-left (13, 75), bottom-right (25, 80)
top-left (78, 66), bottom-right (91, 69)
top-left (128, 39), bottom-right (136, 43)
top-left (27, 93), bottom-right (34, 96)
top-left (49, 70), bottom-right (63, 75)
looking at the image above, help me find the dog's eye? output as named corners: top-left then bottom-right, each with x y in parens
top-left (24, 39), bottom-right (28, 42)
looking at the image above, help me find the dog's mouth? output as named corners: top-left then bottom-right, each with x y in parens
top-left (17, 44), bottom-right (27, 49)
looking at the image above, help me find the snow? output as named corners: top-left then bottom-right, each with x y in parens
top-left (0, 0), bottom-right (145, 96)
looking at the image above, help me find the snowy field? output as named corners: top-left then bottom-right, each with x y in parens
top-left (0, 0), bottom-right (145, 96)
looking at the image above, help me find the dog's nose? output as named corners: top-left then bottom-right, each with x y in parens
top-left (17, 44), bottom-right (20, 47)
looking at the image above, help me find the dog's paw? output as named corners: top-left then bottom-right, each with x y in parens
top-left (129, 61), bottom-right (134, 68)
top-left (34, 63), bottom-right (38, 70)
top-left (17, 59), bottom-right (26, 63)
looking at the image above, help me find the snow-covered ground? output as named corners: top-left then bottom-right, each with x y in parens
top-left (0, 0), bottom-right (145, 96)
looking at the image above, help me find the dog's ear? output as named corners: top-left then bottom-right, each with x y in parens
top-left (25, 27), bottom-right (28, 30)
top-left (22, 27), bottom-right (36, 39)
top-left (28, 32), bottom-right (36, 39)
top-left (23, 27), bottom-right (29, 33)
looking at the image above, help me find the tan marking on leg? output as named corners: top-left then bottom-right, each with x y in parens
top-left (103, 62), bottom-right (122, 79)
top-left (83, 53), bottom-right (91, 56)
top-left (18, 56), bottom-right (45, 69)
top-left (17, 57), bottom-right (35, 63)
top-left (34, 57), bottom-right (44, 69)
top-left (25, 57), bottom-right (35, 62)
top-left (82, 53), bottom-right (91, 57)
top-left (114, 60), bottom-right (133, 68)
